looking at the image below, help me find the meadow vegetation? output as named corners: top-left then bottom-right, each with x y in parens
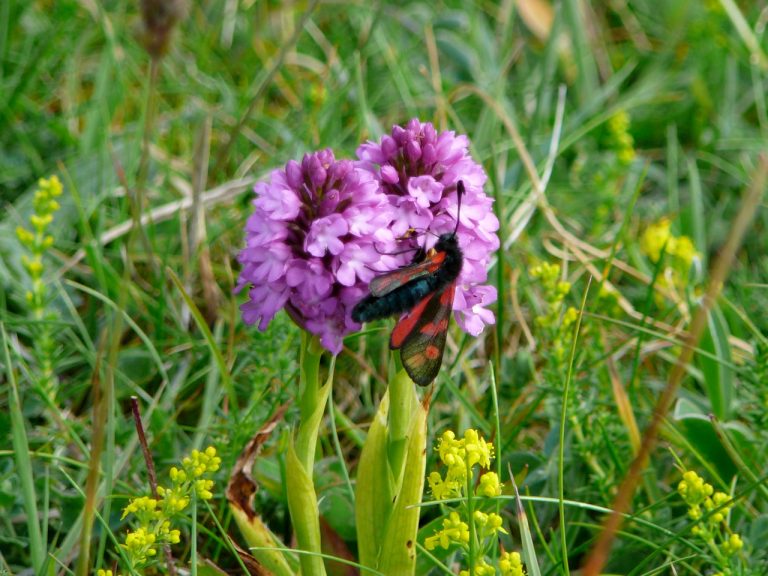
top-left (1, 1), bottom-right (767, 575)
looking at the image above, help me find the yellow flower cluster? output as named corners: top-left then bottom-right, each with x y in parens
top-left (120, 446), bottom-right (220, 570)
top-left (426, 430), bottom-right (520, 574)
top-left (678, 470), bottom-right (715, 520)
top-left (156, 483), bottom-right (190, 514)
top-left (124, 527), bottom-right (158, 564)
top-left (640, 218), bottom-right (697, 267)
top-left (478, 471), bottom-right (502, 498)
top-left (184, 446), bottom-right (223, 478)
top-left (16, 176), bottom-right (63, 317)
top-left (429, 430), bottom-right (497, 501)
top-left (16, 175), bottom-right (64, 398)
top-left (425, 511), bottom-right (469, 550)
top-left (530, 262), bottom-right (569, 303)
top-left (678, 470), bottom-right (744, 566)
top-left (530, 262), bottom-right (578, 363)
top-left (607, 110), bottom-right (635, 165)
top-left (640, 218), bottom-right (699, 304)
top-left (474, 510), bottom-right (508, 539)
top-left (121, 495), bottom-right (159, 522)
top-left (500, 551), bottom-right (525, 576)
top-left (459, 559), bottom-right (496, 576)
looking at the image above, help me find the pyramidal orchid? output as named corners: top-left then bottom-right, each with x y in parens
top-left (237, 120), bottom-right (499, 353)
top-left (236, 148), bottom-right (397, 354)
top-left (356, 118), bottom-right (500, 336)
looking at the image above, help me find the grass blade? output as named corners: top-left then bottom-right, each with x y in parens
top-left (2, 323), bottom-right (45, 573)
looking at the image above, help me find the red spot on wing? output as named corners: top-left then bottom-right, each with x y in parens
top-left (390, 294), bottom-right (431, 349)
top-left (425, 344), bottom-right (441, 360)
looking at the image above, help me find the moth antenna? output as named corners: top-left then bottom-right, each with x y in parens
top-left (453, 180), bottom-right (464, 235)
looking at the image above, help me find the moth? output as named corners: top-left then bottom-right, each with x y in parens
top-left (351, 180), bottom-right (465, 385)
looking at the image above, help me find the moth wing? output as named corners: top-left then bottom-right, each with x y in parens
top-left (390, 283), bottom-right (455, 386)
top-left (369, 251), bottom-right (447, 297)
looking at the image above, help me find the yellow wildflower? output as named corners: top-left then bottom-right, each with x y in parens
top-left (460, 560), bottom-right (496, 576)
top-left (123, 527), bottom-right (158, 564)
top-left (183, 446), bottom-right (222, 478)
top-left (424, 511), bottom-right (470, 550)
top-left (640, 218), bottom-right (673, 263)
top-left (428, 471), bottom-right (461, 501)
top-left (640, 218), bottom-right (698, 269)
top-left (120, 445), bottom-right (220, 571)
top-left (678, 470), bottom-right (713, 505)
top-left (477, 471), bottom-right (502, 497)
top-left (722, 533), bottom-right (743, 555)
top-left (464, 428), bottom-right (493, 469)
top-left (708, 491), bottom-right (731, 524)
top-left (195, 478), bottom-right (215, 500)
top-left (473, 511), bottom-right (507, 538)
top-left (607, 110), bottom-right (635, 165)
top-left (121, 496), bottom-right (160, 521)
top-left (500, 550), bottom-right (525, 576)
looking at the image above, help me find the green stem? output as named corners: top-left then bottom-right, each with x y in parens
top-left (387, 369), bottom-right (414, 477)
top-left (3, 324), bottom-right (45, 574)
top-left (558, 278), bottom-right (591, 576)
top-left (466, 457), bottom-right (476, 576)
top-left (328, 394), bottom-right (355, 505)
top-left (287, 332), bottom-right (334, 576)
top-left (296, 332), bottom-right (324, 471)
top-left (130, 56), bottom-right (159, 271)
top-left (191, 494), bottom-right (198, 576)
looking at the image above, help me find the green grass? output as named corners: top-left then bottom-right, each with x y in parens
top-left (2, 0), bottom-right (768, 574)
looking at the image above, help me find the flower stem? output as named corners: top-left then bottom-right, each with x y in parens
top-left (466, 457), bottom-right (477, 576)
top-left (287, 332), bottom-right (334, 576)
top-left (191, 494), bottom-right (198, 576)
top-left (387, 369), bottom-right (415, 477)
top-left (296, 332), bottom-right (324, 471)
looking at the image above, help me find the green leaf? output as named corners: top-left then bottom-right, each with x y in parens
top-left (228, 505), bottom-right (295, 576)
top-left (696, 306), bottom-right (734, 420)
top-left (377, 398), bottom-right (428, 576)
top-left (3, 323), bottom-right (45, 574)
top-left (286, 349), bottom-right (333, 576)
top-left (355, 390), bottom-right (395, 569)
top-left (672, 399), bottom-right (736, 481)
top-left (286, 440), bottom-right (327, 576)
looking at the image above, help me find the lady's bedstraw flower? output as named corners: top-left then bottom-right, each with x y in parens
top-left (357, 119), bottom-right (500, 336)
top-left (677, 469), bottom-right (746, 572)
top-left (121, 446), bottom-right (220, 571)
top-left (429, 429), bottom-right (498, 501)
top-left (640, 218), bottom-right (699, 302)
top-left (678, 469), bottom-right (715, 521)
top-left (460, 560), bottom-right (496, 576)
top-left (530, 261), bottom-right (578, 364)
top-left (474, 510), bottom-right (508, 539)
top-left (426, 429), bottom-right (511, 573)
top-left (237, 149), bottom-right (396, 353)
top-left (16, 175), bottom-right (64, 399)
top-left (478, 471), bottom-right (502, 497)
top-left (424, 511), bottom-right (470, 550)
top-left (641, 218), bottom-right (697, 267)
top-left (500, 551), bottom-right (525, 576)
